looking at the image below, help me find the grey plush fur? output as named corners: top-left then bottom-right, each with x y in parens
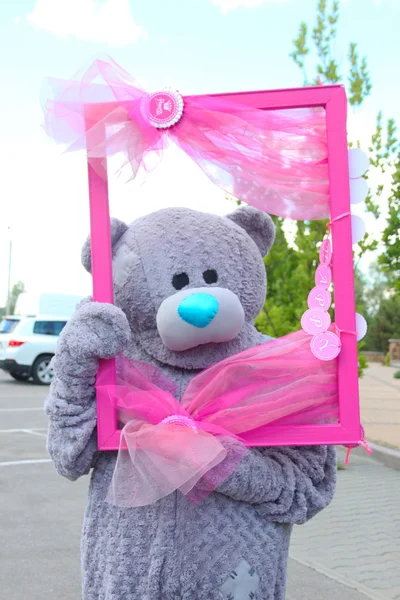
top-left (46, 206), bottom-right (336, 600)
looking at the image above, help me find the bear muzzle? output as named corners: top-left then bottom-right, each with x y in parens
top-left (177, 293), bottom-right (219, 328)
top-left (156, 287), bottom-right (245, 352)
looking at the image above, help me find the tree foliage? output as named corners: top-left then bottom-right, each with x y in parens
top-left (364, 295), bottom-right (400, 352)
top-left (253, 1), bottom-right (400, 376)
top-left (378, 153), bottom-right (400, 292)
top-left (348, 42), bottom-right (372, 106)
top-left (290, 1), bottom-right (399, 274)
top-left (291, 0), bottom-right (370, 96)
top-left (356, 264), bottom-right (399, 354)
top-left (257, 1), bottom-right (373, 336)
top-left (255, 217), bottom-right (303, 338)
top-left (8, 281), bottom-right (25, 315)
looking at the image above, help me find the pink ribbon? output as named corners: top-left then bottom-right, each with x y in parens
top-left (42, 56), bottom-right (330, 220)
top-left (97, 329), bottom-right (339, 507)
top-left (344, 426), bottom-right (373, 466)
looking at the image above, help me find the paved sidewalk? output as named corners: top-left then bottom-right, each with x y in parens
top-left (359, 364), bottom-right (400, 448)
top-left (287, 559), bottom-right (374, 600)
top-left (290, 449), bottom-right (400, 600)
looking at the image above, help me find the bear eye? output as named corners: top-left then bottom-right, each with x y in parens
top-left (203, 269), bottom-right (218, 284)
top-left (172, 272), bottom-right (190, 290)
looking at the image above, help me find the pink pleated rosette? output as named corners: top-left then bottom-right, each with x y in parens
top-left (42, 56), bottom-right (330, 220)
top-left (96, 330), bottom-right (338, 508)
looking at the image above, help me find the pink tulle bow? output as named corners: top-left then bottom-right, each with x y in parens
top-left (96, 329), bottom-right (339, 508)
top-left (42, 56), bottom-right (330, 220)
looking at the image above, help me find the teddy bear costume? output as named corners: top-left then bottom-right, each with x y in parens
top-left (45, 205), bottom-right (336, 600)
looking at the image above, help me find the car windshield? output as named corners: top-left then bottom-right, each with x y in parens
top-left (0, 319), bottom-right (19, 334)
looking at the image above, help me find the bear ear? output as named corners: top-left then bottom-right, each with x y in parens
top-left (226, 205), bottom-right (275, 257)
top-left (81, 218), bottom-right (129, 273)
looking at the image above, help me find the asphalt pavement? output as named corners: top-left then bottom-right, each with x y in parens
top-left (0, 370), bottom-right (398, 600)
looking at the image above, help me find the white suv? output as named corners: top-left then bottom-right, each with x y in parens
top-left (0, 315), bottom-right (68, 385)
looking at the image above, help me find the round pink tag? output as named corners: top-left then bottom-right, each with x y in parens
top-left (148, 90), bottom-right (184, 129)
top-left (311, 331), bottom-right (341, 361)
top-left (308, 286), bottom-right (332, 311)
top-left (301, 308), bottom-right (331, 335)
top-left (315, 264), bottom-right (332, 288)
top-left (319, 238), bottom-right (332, 265)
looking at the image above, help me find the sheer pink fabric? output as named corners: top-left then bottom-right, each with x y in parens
top-left (42, 57), bottom-right (330, 220)
top-left (96, 330), bottom-right (338, 507)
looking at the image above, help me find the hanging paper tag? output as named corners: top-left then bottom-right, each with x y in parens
top-left (315, 264), bottom-right (332, 288)
top-left (319, 238), bottom-right (332, 265)
top-left (355, 313), bottom-right (368, 341)
top-left (348, 148), bottom-right (369, 178)
top-left (310, 331), bottom-right (341, 361)
top-left (351, 214), bottom-right (366, 245)
top-left (301, 308), bottom-right (331, 335)
top-left (308, 287), bottom-right (332, 311)
top-left (350, 177), bottom-right (368, 205)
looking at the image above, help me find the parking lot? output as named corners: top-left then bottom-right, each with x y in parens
top-left (0, 371), bottom-right (86, 600)
top-left (1, 369), bottom-right (399, 600)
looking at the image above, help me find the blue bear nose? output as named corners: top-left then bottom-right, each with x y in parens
top-left (178, 293), bottom-right (219, 328)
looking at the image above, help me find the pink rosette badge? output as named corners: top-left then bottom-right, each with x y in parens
top-left (144, 89), bottom-right (184, 129)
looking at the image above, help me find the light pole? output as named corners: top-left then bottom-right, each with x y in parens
top-left (5, 228), bottom-right (12, 315)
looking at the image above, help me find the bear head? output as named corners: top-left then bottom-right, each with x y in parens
top-left (82, 205), bottom-right (275, 370)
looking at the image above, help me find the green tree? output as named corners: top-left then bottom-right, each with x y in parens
top-left (361, 264), bottom-right (399, 352)
top-left (255, 1), bottom-right (388, 377)
top-left (8, 281), bottom-right (25, 315)
top-left (290, 1), bottom-right (398, 259)
top-left (259, 0), bottom-right (374, 332)
top-left (364, 295), bottom-right (400, 353)
top-left (378, 153), bottom-right (400, 292)
top-left (255, 217), bottom-right (302, 337)
top-left (289, 0), bottom-right (377, 280)
top-left (290, 0), bottom-right (371, 95)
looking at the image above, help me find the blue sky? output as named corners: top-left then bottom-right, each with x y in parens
top-left (0, 0), bottom-right (399, 303)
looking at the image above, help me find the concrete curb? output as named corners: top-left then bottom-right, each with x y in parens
top-left (367, 440), bottom-right (400, 471)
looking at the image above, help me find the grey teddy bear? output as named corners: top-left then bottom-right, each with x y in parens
top-left (45, 205), bottom-right (336, 600)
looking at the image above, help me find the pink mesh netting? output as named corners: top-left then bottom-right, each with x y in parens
top-left (42, 57), bottom-right (330, 220)
top-left (96, 330), bottom-right (338, 507)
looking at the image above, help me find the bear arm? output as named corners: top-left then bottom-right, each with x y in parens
top-left (44, 346), bottom-right (98, 481)
top-left (216, 444), bottom-right (336, 524)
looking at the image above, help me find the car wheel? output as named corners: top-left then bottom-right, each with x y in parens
top-left (10, 372), bottom-right (30, 382)
top-left (32, 355), bottom-right (54, 385)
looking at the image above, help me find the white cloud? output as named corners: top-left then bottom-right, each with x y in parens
top-left (27, 0), bottom-right (147, 46)
top-left (211, 0), bottom-right (287, 14)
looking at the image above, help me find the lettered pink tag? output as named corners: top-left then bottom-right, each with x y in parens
top-left (311, 331), bottom-right (341, 361)
top-left (319, 239), bottom-right (332, 265)
top-left (308, 287), bottom-right (332, 311)
top-left (301, 308), bottom-right (331, 335)
top-left (315, 264), bottom-right (332, 288)
top-left (148, 90), bottom-right (184, 129)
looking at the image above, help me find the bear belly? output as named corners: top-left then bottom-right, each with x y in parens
top-left (81, 453), bottom-right (291, 600)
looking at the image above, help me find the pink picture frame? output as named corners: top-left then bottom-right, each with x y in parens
top-left (86, 84), bottom-right (360, 451)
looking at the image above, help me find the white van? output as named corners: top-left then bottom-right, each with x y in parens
top-left (0, 315), bottom-right (69, 384)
